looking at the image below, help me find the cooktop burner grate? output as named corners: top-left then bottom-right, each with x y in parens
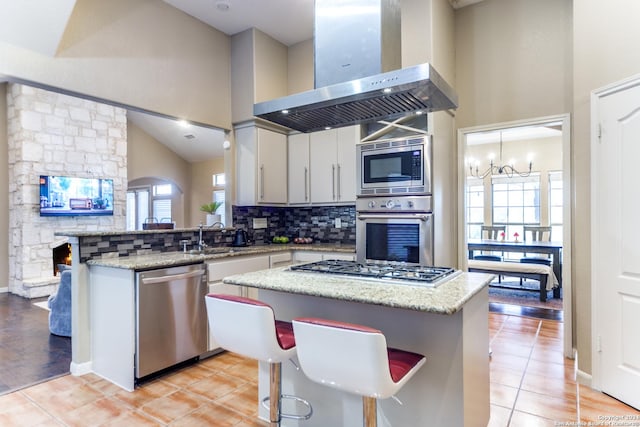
top-left (289, 259), bottom-right (457, 286)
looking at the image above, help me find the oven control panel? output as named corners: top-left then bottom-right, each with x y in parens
top-left (356, 195), bottom-right (432, 213)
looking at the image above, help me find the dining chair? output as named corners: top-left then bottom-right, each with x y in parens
top-left (481, 225), bottom-right (506, 240)
top-left (475, 225), bottom-right (506, 282)
top-left (520, 226), bottom-right (553, 285)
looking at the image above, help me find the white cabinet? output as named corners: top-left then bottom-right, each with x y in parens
top-left (288, 133), bottom-right (310, 204)
top-left (309, 126), bottom-right (359, 203)
top-left (206, 255), bottom-right (270, 351)
top-left (236, 125), bottom-right (287, 205)
top-left (292, 251), bottom-right (355, 264)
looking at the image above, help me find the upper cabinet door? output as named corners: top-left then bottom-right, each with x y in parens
top-left (336, 126), bottom-right (359, 202)
top-left (309, 129), bottom-right (338, 203)
top-left (257, 128), bottom-right (287, 204)
top-left (288, 133), bottom-right (310, 204)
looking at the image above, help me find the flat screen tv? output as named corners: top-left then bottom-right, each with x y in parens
top-left (40, 175), bottom-right (114, 217)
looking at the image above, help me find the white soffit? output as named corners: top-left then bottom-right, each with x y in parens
top-left (0, 0), bottom-right (77, 56)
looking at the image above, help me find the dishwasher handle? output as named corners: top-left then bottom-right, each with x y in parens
top-left (140, 269), bottom-right (205, 285)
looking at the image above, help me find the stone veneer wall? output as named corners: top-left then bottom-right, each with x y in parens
top-left (232, 205), bottom-right (356, 245)
top-left (7, 84), bottom-right (127, 297)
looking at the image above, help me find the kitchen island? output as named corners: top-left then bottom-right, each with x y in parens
top-left (56, 226), bottom-right (356, 391)
top-left (223, 268), bottom-right (493, 427)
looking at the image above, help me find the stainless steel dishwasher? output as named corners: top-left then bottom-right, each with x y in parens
top-left (135, 263), bottom-right (207, 379)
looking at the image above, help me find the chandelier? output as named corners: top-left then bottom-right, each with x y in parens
top-left (469, 131), bottom-right (533, 179)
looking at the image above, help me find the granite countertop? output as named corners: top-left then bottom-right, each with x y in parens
top-left (86, 243), bottom-right (355, 270)
top-left (223, 268), bottom-right (493, 315)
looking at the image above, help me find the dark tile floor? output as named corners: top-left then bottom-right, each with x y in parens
top-left (0, 293), bottom-right (71, 395)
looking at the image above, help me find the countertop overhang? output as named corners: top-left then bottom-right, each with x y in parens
top-left (223, 268), bottom-right (493, 315)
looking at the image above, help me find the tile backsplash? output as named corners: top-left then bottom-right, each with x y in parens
top-left (232, 205), bottom-right (356, 245)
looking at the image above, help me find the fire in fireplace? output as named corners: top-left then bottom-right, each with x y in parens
top-left (52, 243), bottom-right (72, 276)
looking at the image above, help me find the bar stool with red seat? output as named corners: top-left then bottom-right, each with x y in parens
top-left (291, 317), bottom-right (426, 427)
top-left (205, 294), bottom-right (312, 426)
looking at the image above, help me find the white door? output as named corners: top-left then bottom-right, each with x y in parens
top-left (593, 75), bottom-right (640, 410)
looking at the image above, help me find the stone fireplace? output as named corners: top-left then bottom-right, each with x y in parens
top-left (6, 83), bottom-right (127, 298)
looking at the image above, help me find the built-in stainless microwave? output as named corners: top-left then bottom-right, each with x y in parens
top-left (356, 135), bottom-right (432, 196)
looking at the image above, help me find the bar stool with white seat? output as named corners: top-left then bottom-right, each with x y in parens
top-left (291, 317), bottom-right (426, 427)
top-left (205, 294), bottom-right (312, 426)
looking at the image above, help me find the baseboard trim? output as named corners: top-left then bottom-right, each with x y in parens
top-left (70, 361), bottom-right (92, 377)
top-left (577, 368), bottom-right (593, 387)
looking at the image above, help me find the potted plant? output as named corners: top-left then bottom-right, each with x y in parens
top-left (200, 201), bottom-right (223, 226)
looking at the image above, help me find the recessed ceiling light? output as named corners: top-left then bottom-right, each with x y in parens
top-left (383, 88), bottom-right (392, 94)
top-left (216, 0), bottom-right (230, 12)
top-left (178, 120), bottom-right (190, 128)
top-left (281, 109), bottom-right (289, 115)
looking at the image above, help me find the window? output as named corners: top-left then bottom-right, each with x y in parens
top-left (213, 173), bottom-right (225, 187)
top-left (126, 188), bottom-right (149, 231)
top-left (549, 171), bottom-right (563, 241)
top-left (126, 182), bottom-right (173, 230)
top-left (466, 177), bottom-right (484, 239)
top-left (213, 190), bottom-right (225, 226)
top-left (492, 174), bottom-right (540, 246)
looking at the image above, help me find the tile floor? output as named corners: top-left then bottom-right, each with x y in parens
top-left (1, 311), bottom-right (638, 426)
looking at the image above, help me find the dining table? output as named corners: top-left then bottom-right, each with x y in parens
top-left (467, 238), bottom-right (563, 293)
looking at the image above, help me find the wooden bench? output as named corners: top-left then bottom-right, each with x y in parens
top-left (467, 260), bottom-right (558, 302)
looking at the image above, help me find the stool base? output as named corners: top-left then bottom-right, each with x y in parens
top-left (363, 396), bottom-right (377, 427)
top-left (262, 362), bottom-right (313, 426)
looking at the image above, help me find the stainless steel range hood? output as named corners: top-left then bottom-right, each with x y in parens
top-left (253, 0), bottom-right (458, 133)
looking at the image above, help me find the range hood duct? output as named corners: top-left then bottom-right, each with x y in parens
top-left (253, 0), bottom-right (458, 133)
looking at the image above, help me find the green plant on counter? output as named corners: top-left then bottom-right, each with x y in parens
top-left (200, 201), bottom-right (223, 214)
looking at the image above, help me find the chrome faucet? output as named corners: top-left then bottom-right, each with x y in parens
top-left (198, 223), bottom-right (207, 251)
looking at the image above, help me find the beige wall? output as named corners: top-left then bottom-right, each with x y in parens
top-left (288, 39), bottom-right (314, 94)
top-left (455, 0), bottom-right (572, 130)
top-left (231, 30), bottom-right (255, 124)
top-left (0, 83), bottom-right (8, 291)
top-left (572, 0), bottom-right (640, 377)
top-left (189, 158), bottom-right (225, 227)
top-left (126, 121), bottom-right (190, 227)
top-left (0, 0), bottom-right (231, 130)
top-left (254, 30), bottom-right (288, 104)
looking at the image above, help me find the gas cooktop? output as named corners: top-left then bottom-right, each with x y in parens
top-left (289, 259), bottom-right (459, 288)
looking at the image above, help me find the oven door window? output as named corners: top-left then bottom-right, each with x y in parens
top-left (363, 149), bottom-right (422, 185)
top-left (365, 223), bottom-right (420, 263)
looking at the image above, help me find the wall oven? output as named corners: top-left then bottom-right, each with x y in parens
top-left (356, 195), bottom-right (433, 266)
top-left (357, 135), bottom-right (432, 196)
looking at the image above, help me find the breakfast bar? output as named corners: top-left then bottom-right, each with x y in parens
top-left (223, 268), bottom-right (493, 427)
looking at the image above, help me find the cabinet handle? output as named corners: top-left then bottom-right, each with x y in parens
top-left (337, 164), bottom-right (341, 200)
top-left (304, 166), bottom-right (308, 201)
top-left (332, 164), bottom-right (336, 200)
top-left (260, 165), bottom-right (264, 200)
